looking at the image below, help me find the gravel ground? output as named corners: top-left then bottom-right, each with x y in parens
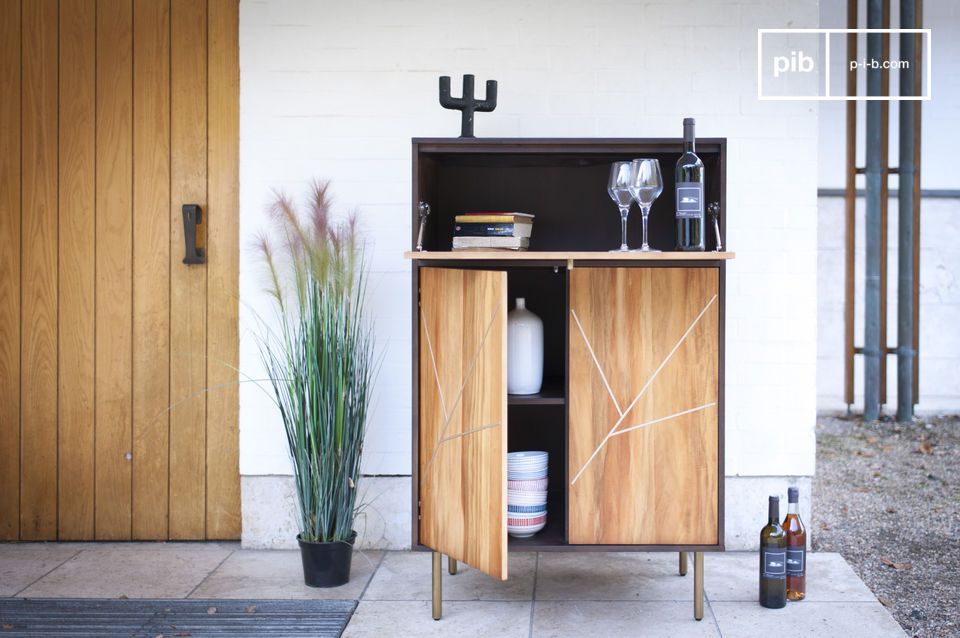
top-left (813, 414), bottom-right (960, 638)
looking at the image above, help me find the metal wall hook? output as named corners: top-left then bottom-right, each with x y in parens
top-left (416, 202), bottom-right (431, 252)
top-left (708, 202), bottom-right (722, 252)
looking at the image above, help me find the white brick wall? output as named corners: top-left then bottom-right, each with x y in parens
top-left (818, 0), bottom-right (960, 190)
top-left (815, 0), bottom-right (960, 412)
top-left (239, 0), bottom-right (820, 548)
top-left (817, 195), bottom-right (960, 412)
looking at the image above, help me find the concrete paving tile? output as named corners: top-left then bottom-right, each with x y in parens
top-left (362, 551), bottom-right (535, 601)
top-left (0, 544), bottom-right (81, 596)
top-left (18, 546), bottom-right (232, 598)
top-left (704, 552), bottom-right (877, 602)
top-left (342, 600), bottom-right (531, 637)
top-left (536, 552), bottom-right (693, 601)
top-left (532, 601), bottom-right (720, 637)
top-left (190, 549), bottom-right (382, 600)
top-left (711, 601), bottom-right (907, 637)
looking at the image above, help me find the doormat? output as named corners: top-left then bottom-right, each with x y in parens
top-left (0, 598), bottom-right (357, 637)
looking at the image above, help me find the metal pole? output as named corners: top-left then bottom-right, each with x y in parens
top-left (864, 0), bottom-right (883, 421)
top-left (912, 0), bottom-right (923, 405)
top-left (843, 0), bottom-right (858, 411)
top-left (879, 0), bottom-right (891, 407)
top-left (897, 0), bottom-right (917, 422)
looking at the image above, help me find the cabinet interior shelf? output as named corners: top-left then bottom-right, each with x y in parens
top-left (508, 377), bottom-right (565, 405)
top-left (507, 513), bottom-right (564, 548)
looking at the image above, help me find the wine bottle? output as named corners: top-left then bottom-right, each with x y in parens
top-left (759, 495), bottom-right (787, 609)
top-left (783, 486), bottom-right (807, 601)
top-left (675, 117), bottom-right (705, 251)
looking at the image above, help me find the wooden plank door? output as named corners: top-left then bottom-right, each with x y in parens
top-left (567, 267), bottom-right (719, 546)
top-left (0, 0), bottom-right (239, 541)
top-left (418, 267), bottom-right (508, 580)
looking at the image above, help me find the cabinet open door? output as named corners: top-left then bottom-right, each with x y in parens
top-left (568, 267), bottom-right (720, 546)
top-left (418, 267), bottom-right (508, 580)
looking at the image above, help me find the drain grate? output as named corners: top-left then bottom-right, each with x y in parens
top-left (0, 598), bottom-right (357, 637)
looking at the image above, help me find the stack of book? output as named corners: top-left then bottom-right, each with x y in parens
top-left (452, 212), bottom-right (534, 251)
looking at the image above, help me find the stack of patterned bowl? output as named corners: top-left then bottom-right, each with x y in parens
top-left (507, 451), bottom-right (548, 538)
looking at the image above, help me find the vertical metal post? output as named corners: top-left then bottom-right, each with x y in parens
top-left (679, 551), bottom-right (688, 576)
top-left (879, 0), bottom-right (891, 407)
top-left (432, 551), bottom-right (442, 620)
top-left (897, 0), bottom-right (917, 422)
top-left (843, 0), bottom-right (858, 410)
top-left (863, 0), bottom-right (883, 421)
top-left (912, 0), bottom-right (923, 406)
top-left (448, 556), bottom-right (458, 575)
top-left (693, 552), bottom-right (704, 620)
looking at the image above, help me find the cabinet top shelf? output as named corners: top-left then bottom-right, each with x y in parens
top-left (404, 251), bottom-right (735, 261)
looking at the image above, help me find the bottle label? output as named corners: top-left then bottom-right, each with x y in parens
top-left (762, 548), bottom-right (786, 580)
top-left (676, 182), bottom-right (703, 219)
top-left (786, 548), bottom-right (805, 576)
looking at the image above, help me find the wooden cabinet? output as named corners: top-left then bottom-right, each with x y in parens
top-left (407, 139), bottom-right (731, 620)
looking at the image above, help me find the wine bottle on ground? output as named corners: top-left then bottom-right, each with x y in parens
top-left (675, 117), bottom-right (705, 251)
top-left (783, 486), bottom-right (807, 601)
top-left (759, 495), bottom-right (787, 609)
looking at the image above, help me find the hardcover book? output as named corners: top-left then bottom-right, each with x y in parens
top-left (451, 236), bottom-right (530, 251)
top-left (454, 222), bottom-right (533, 238)
top-left (453, 212), bottom-right (535, 224)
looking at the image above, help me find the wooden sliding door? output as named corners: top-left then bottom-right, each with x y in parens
top-left (418, 267), bottom-right (508, 580)
top-left (568, 267), bottom-right (719, 545)
top-left (0, 0), bottom-right (239, 541)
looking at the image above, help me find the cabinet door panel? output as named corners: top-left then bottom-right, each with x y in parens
top-left (419, 267), bottom-right (507, 579)
top-left (568, 267), bottom-right (719, 545)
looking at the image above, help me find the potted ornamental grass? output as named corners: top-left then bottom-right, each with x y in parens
top-left (255, 180), bottom-right (376, 587)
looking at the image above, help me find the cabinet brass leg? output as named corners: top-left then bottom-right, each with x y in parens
top-left (448, 557), bottom-right (458, 575)
top-left (693, 551), bottom-right (704, 621)
top-left (432, 551), bottom-right (442, 620)
top-left (679, 551), bottom-right (688, 576)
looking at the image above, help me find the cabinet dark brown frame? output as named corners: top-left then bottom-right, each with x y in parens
top-left (409, 138), bottom-right (727, 554)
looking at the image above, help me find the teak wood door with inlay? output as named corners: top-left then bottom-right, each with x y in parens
top-left (418, 267), bottom-right (508, 580)
top-left (0, 0), bottom-right (239, 541)
top-left (568, 267), bottom-right (719, 545)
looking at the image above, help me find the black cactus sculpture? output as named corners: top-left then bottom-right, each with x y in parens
top-left (439, 74), bottom-right (497, 138)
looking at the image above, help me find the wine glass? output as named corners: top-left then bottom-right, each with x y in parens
top-left (628, 159), bottom-right (663, 252)
top-left (607, 161), bottom-right (634, 252)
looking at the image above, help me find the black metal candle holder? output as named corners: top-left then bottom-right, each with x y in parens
top-left (439, 74), bottom-right (497, 138)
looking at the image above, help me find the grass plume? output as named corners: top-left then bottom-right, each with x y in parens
top-left (255, 180), bottom-right (376, 543)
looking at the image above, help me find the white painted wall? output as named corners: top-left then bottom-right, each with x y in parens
top-left (239, 0), bottom-right (820, 549)
top-left (818, 0), bottom-right (959, 190)
top-left (817, 0), bottom-right (960, 412)
top-left (817, 195), bottom-right (960, 412)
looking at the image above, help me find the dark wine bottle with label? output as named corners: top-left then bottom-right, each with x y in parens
top-left (759, 495), bottom-right (787, 609)
top-left (675, 117), bottom-right (705, 251)
top-left (783, 486), bottom-right (807, 601)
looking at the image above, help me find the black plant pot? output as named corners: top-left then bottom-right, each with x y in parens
top-left (297, 531), bottom-right (358, 588)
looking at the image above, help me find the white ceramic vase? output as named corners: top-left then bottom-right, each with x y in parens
top-left (507, 297), bottom-right (543, 395)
